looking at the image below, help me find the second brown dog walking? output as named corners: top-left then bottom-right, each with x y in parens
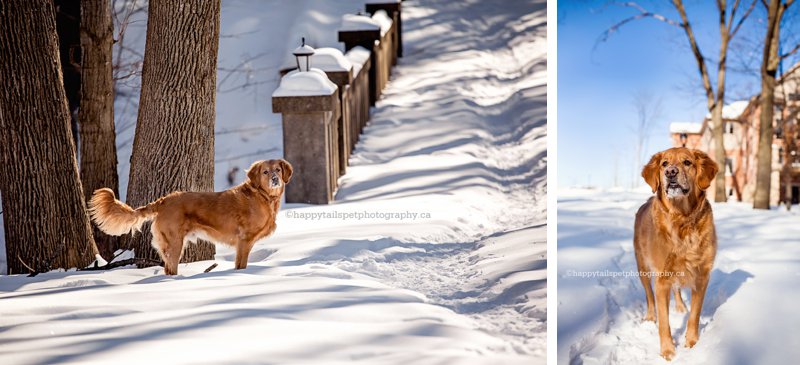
top-left (89, 159), bottom-right (292, 275)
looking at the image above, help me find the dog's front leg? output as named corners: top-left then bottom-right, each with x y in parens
top-left (656, 275), bottom-right (675, 360)
top-left (686, 272), bottom-right (710, 348)
top-left (234, 240), bottom-right (257, 270)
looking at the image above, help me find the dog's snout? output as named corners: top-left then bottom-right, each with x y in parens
top-left (665, 166), bottom-right (679, 179)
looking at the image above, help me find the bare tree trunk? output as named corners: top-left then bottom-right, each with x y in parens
top-left (54, 0), bottom-right (82, 151)
top-left (711, 103), bottom-right (727, 201)
top-left (754, 0), bottom-right (784, 209)
top-left (0, 1), bottom-right (98, 274)
top-left (79, 0), bottom-right (119, 260)
top-left (126, 0), bottom-right (221, 265)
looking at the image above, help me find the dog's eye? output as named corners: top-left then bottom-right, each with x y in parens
top-left (263, 170), bottom-right (269, 174)
top-left (683, 160), bottom-right (692, 166)
top-left (277, 168), bottom-right (281, 172)
top-left (661, 161), bottom-right (668, 167)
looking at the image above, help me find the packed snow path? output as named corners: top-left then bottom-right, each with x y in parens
top-left (558, 189), bottom-right (800, 364)
top-left (0, 0), bottom-right (546, 364)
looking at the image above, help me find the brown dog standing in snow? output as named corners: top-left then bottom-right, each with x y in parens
top-left (634, 147), bottom-right (719, 360)
top-left (89, 159), bottom-right (292, 275)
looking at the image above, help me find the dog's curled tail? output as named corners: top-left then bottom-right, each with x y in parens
top-left (88, 188), bottom-right (158, 236)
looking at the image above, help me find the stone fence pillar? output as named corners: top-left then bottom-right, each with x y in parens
top-left (345, 46), bottom-right (372, 150)
top-left (366, 0), bottom-right (402, 59)
top-left (311, 48), bottom-right (353, 177)
top-left (272, 70), bottom-right (340, 204)
top-left (370, 10), bottom-right (394, 94)
top-left (339, 14), bottom-right (382, 106)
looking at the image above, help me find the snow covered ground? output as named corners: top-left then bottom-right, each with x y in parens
top-left (558, 188), bottom-right (800, 364)
top-left (0, 0), bottom-right (547, 363)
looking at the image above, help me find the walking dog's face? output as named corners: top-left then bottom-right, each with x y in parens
top-left (247, 159), bottom-right (293, 195)
top-left (642, 148), bottom-right (719, 199)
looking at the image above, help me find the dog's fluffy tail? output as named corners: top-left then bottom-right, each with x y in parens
top-left (88, 188), bottom-right (158, 236)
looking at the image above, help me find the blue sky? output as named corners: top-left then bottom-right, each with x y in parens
top-left (557, 0), bottom-right (800, 188)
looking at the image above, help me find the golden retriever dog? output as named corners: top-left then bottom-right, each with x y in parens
top-left (88, 159), bottom-right (292, 275)
top-left (634, 147), bottom-right (719, 360)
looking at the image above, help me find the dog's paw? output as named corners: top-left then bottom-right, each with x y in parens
top-left (674, 303), bottom-right (687, 313)
top-left (660, 346), bottom-right (675, 361)
top-left (685, 334), bottom-right (698, 348)
top-left (643, 312), bottom-right (655, 322)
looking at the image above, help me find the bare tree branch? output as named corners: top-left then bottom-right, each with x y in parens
top-left (731, 0), bottom-right (758, 38)
top-left (781, 42), bottom-right (800, 60)
top-left (594, 1), bottom-right (680, 50)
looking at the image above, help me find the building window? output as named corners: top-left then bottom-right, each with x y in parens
top-left (727, 122), bottom-right (734, 134)
top-left (779, 147), bottom-right (784, 164)
top-left (725, 158), bottom-right (733, 176)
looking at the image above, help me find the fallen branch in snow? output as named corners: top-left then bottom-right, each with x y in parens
top-left (79, 258), bottom-right (163, 271)
top-left (204, 263), bottom-right (218, 273)
top-left (17, 256), bottom-right (38, 277)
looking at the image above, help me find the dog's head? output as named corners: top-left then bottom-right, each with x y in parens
top-left (246, 159), bottom-right (293, 196)
top-left (642, 147), bottom-right (719, 200)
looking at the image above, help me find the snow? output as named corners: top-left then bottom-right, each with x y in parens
top-left (272, 68), bottom-right (338, 97)
top-left (558, 188), bottom-right (800, 364)
top-left (669, 122), bottom-right (703, 134)
top-left (0, 0), bottom-right (547, 363)
top-left (293, 43), bottom-right (315, 56)
top-left (371, 10), bottom-right (392, 35)
top-left (704, 100), bottom-right (749, 119)
top-left (310, 47), bottom-right (352, 72)
top-left (340, 13), bottom-right (382, 32)
top-left (345, 46), bottom-right (371, 76)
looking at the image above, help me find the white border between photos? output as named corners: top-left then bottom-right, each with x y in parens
top-left (545, 0), bottom-right (557, 364)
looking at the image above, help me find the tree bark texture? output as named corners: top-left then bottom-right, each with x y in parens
top-left (54, 0), bottom-right (82, 151)
top-left (79, 0), bottom-right (119, 260)
top-left (0, 1), bottom-right (98, 274)
top-left (126, 0), bottom-right (221, 265)
top-left (754, 0), bottom-right (783, 209)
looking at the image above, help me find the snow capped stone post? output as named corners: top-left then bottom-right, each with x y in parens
top-left (370, 10), bottom-right (395, 95)
top-left (344, 47), bottom-right (372, 150)
top-left (338, 13), bottom-right (382, 106)
top-left (366, 0), bottom-right (402, 59)
top-left (311, 48), bottom-right (353, 177)
top-left (272, 41), bottom-right (340, 204)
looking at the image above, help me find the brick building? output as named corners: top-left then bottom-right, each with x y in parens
top-left (669, 94), bottom-right (800, 206)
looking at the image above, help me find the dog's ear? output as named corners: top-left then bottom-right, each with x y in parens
top-left (693, 149), bottom-right (719, 191)
top-left (246, 161), bottom-right (263, 187)
top-left (279, 159), bottom-right (293, 184)
top-left (642, 152), bottom-right (662, 194)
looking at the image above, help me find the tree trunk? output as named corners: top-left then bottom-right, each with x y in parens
top-left (54, 0), bottom-right (82, 152)
top-left (0, 1), bottom-right (98, 274)
top-left (711, 103), bottom-right (728, 202)
top-left (79, 0), bottom-right (119, 261)
top-left (712, 14), bottom-right (729, 203)
top-left (126, 0), bottom-right (221, 266)
top-left (754, 0), bottom-right (782, 210)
